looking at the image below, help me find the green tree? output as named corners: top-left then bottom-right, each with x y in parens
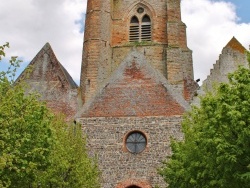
top-left (0, 43), bottom-right (100, 188)
top-left (160, 52), bottom-right (250, 188)
top-left (39, 115), bottom-right (100, 188)
top-left (0, 43), bottom-right (53, 187)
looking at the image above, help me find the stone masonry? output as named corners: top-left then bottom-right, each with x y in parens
top-left (203, 37), bottom-right (248, 91)
top-left (79, 116), bottom-right (183, 188)
top-left (76, 43), bottom-right (191, 187)
top-left (192, 37), bottom-right (249, 106)
top-left (76, 1), bottom-right (197, 187)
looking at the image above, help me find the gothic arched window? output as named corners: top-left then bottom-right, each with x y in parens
top-left (129, 16), bottom-right (140, 42)
top-left (141, 15), bottom-right (151, 41)
top-left (129, 13), bottom-right (151, 42)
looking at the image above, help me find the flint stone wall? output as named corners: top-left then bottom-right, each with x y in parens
top-left (78, 116), bottom-right (183, 188)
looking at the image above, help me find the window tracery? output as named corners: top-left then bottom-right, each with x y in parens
top-left (129, 8), bottom-right (151, 42)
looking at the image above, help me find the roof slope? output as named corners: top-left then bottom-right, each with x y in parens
top-left (225, 37), bottom-right (246, 54)
top-left (16, 43), bottom-right (77, 89)
top-left (77, 50), bottom-right (190, 117)
top-left (15, 43), bottom-right (78, 120)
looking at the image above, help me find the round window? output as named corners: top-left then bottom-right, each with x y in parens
top-left (126, 131), bottom-right (147, 153)
top-left (137, 7), bottom-right (144, 14)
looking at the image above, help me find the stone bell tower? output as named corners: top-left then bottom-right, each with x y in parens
top-left (80, 0), bottom-right (195, 104)
top-left (80, 0), bottom-right (112, 104)
top-left (77, 0), bottom-right (197, 187)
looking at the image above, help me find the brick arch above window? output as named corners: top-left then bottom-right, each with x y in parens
top-left (122, 130), bottom-right (149, 153)
top-left (116, 179), bottom-right (152, 188)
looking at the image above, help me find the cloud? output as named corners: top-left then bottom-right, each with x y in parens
top-left (0, 0), bottom-right (86, 82)
top-left (1, 0), bottom-right (250, 85)
top-left (181, 0), bottom-right (250, 82)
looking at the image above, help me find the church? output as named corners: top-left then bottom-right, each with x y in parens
top-left (17, 0), bottom-right (248, 187)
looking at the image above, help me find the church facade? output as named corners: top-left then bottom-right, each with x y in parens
top-left (17, 0), bottom-right (248, 187)
top-left (77, 1), bottom-right (197, 187)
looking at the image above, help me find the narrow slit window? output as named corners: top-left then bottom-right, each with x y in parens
top-left (130, 16), bottom-right (139, 42)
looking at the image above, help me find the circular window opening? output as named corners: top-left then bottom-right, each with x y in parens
top-left (137, 7), bottom-right (144, 14)
top-left (126, 131), bottom-right (147, 154)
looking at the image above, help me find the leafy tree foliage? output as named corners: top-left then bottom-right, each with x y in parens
top-left (0, 43), bottom-right (53, 187)
top-left (160, 52), bottom-right (250, 188)
top-left (0, 43), bottom-right (100, 188)
top-left (39, 116), bottom-right (100, 188)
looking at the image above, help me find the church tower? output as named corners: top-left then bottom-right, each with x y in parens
top-left (80, 0), bottom-right (195, 104)
top-left (77, 0), bottom-right (197, 187)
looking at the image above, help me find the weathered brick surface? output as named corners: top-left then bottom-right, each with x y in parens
top-left (80, 0), bottom-right (195, 104)
top-left (80, 0), bottom-right (112, 103)
top-left (77, 116), bottom-right (184, 188)
top-left (76, 50), bottom-right (190, 187)
top-left (112, 46), bottom-right (168, 78)
top-left (78, 50), bottom-right (190, 118)
top-left (16, 43), bottom-right (78, 120)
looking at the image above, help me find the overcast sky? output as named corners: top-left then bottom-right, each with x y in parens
top-left (0, 0), bottom-right (250, 85)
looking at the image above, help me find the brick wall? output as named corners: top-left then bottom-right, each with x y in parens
top-left (78, 50), bottom-right (190, 118)
top-left (80, 0), bottom-right (195, 105)
top-left (80, 0), bottom-right (112, 103)
top-left (16, 43), bottom-right (78, 120)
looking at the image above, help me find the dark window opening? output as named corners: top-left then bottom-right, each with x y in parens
top-left (142, 15), bottom-right (150, 22)
top-left (131, 16), bottom-right (139, 23)
top-left (127, 186), bottom-right (141, 188)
